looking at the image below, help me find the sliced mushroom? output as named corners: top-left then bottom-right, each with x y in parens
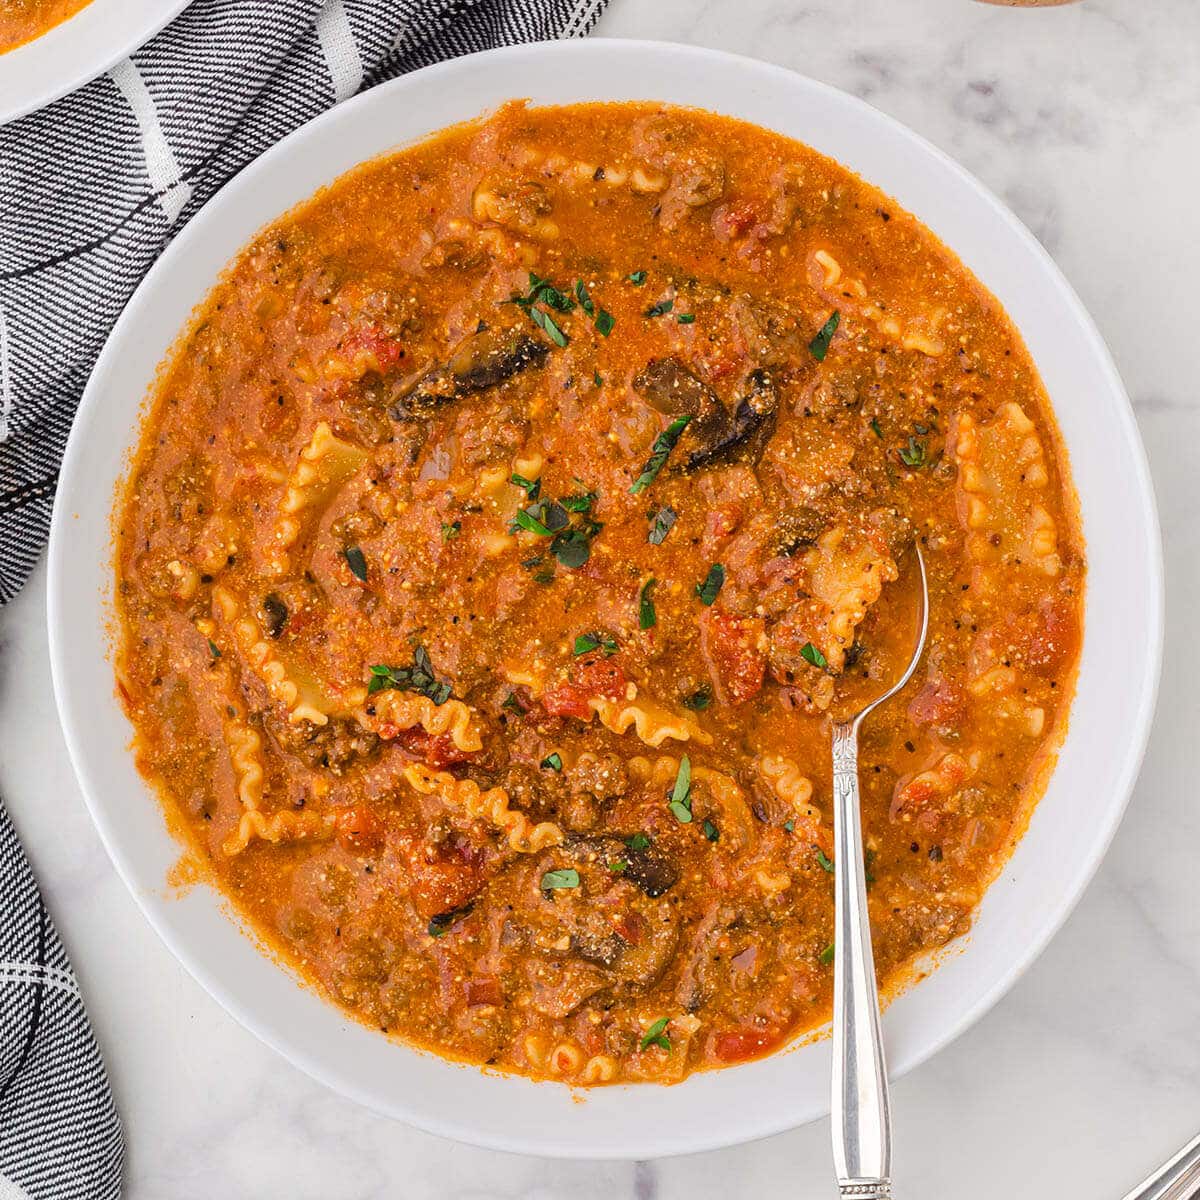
top-left (632, 357), bottom-right (728, 446)
top-left (570, 833), bottom-right (679, 899)
top-left (390, 326), bottom-right (549, 419)
top-left (683, 369), bottom-right (779, 471)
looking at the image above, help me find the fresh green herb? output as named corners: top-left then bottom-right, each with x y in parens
top-left (510, 497), bottom-right (570, 537)
top-left (533, 567), bottom-right (556, 584)
top-left (783, 819), bottom-right (795, 833)
top-left (541, 868), bottom-right (581, 891)
top-left (815, 848), bottom-right (835, 873)
top-left (367, 645), bottom-right (452, 705)
top-left (677, 313), bottom-right (695, 325)
top-left (609, 859), bottom-right (629, 873)
top-left (681, 685), bottom-right (712, 712)
top-left (574, 631), bottom-right (619, 657)
top-left (639, 1017), bottom-right (671, 1052)
top-left (595, 309), bottom-right (615, 337)
top-left (560, 490), bottom-right (597, 513)
top-left (639, 578), bottom-right (657, 630)
top-left (509, 271), bottom-right (575, 313)
top-left (695, 563), bottom-right (725, 606)
top-left (550, 518), bottom-right (603, 569)
top-left (628, 270), bottom-right (647, 286)
top-left (594, 371), bottom-right (603, 387)
top-left (207, 639), bottom-right (221, 659)
top-left (865, 848), bottom-right (877, 887)
top-left (808, 310), bottom-right (840, 361)
top-left (427, 904), bottom-right (473, 939)
top-left (344, 545), bottom-right (368, 583)
top-left (647, 505), bottom-right (677, 545)
top-left (645, 298), bottom-right (674, 318)
top-left (800, 642), bottom-right (828, 669)
top-left (510, 472), bottom-right (542, 500)
top-left (529, 305), bottom-right (569, 347)
top-left (899, 436), bottom-right (927, 468)
top-left (703, 819), bottom-right (720, 843)
top-left (630, 415), bottom-right (692, 494)
top-left (574, 279), bottom-right (595, 317)
top-left (668, 754), bottom-right (693, 824)
top-left (870, 417), bottom-right (883, 439)
top-left (626, 833), bottom-right (651, 852)
top-left (819, 942), bottom-right (836, 966)
top-left (501, 690), bottom-right (528, 716)
top-left (540, 752), bottom-right (563, 771)
top-left (441, 520), bottom-right (461, 541)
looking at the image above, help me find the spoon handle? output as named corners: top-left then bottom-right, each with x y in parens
top-left (1120, 1131), bottom-right (1200, 1200)
top-left (831, 719), bottom-right (893, 1199)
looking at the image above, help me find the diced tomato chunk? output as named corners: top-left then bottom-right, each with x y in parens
top-left (405, 852), bottom-right (483, 920)
top-left (393, 726), bottom-right (474, 769)
top-left (711, 200), bottom-right (761, 241)
top-left (542, 682), bottom-right (593, 721)
top-left (569, 654), bottom-right (629, 701)
top-left (1023, 597), bottom-right (1079, 676)
top-left (711, 1027), bottom-right (783, 1063)
top-left (335, 804), bottom-right (384, 853)
top-left (465, 976), bottom-right (503, 1007)
top-left (699, 610), bottom-right (766, 705)
top-left (343, 326), bottom-right (405, 373)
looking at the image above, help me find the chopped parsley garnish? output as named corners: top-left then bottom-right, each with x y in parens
top-left (703, 819), bottom-right (720, 843)
top-left (815, 848), bottom-right (835, 873)
top-left (540, 752), bottom-right (563, 771)
top-left (441, 520), bottom-right (461, 541)
top-left (609, 859), bottom-right (628, 873)
top-left (695, 563), bottom-right (725, 606)
top-left (628, 270), bottom-right (647, 286)
top-left (870, 417), bottom-right (883, 439)
top-left (800, 642), bottom-right (828, 669)
top-left (647, 505), bottom-right (677, 545)
top-left (367, 645), bottom-right (452, 705)
top-left (677, 313), bottom-right (695, 324)
top-left (668, 754), bottom-right (693, 824)
top-left (574, 631), bottom-right (619, 657)
top-left (783, 819), bottom-right (795, 833)
top-left (819, 942), bottom-right (836, 966)
top-left (206, 639), bottom-right (221, 659)
top-left (529, 306), bottom-right (568, 347)
top-left (427, 904), bottom-right (472, 938)
top-left (594, 371), bottom-right (603, 388)
top-left (866, 848), bottom-right (877, 887)
top-left (595, 309), bottom-right (615, 337)
top-left (344, 545), bottom-right (368, 582)
top-left (639, 578), bottom-right (657, 630)
top-left (501, 690), bottom-right (528, 716)
top-left (574, 280), bottom-right (595, 316)
top-left (645, 298), bottom-right (674, 318)
top-left (507, 272), bottom-right (573, 346)
top-left (550, 518), bottom-right (602, 569)
top-left (510, 473), bottom-right (542, 500)
top-left (541, 868), bottom-right (580, 891)
top-left (630, 415), bottom-right (692, 494)
top-left (681, 685), bottom-right (712, 711)
top-left (626, 833), bottom-right (651, 851)
top-left (560, 490), bottom-right (597, 513)
top-left (639, 1017), bottom-right (671, 1052)
top-left (808, 310), bottom-right (840, 361)
top-left (899, 436), bottom-right (927, 468)
top-left (510, 497), bottom-right (569, 537)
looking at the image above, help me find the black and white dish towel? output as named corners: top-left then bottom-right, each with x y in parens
top-left (0, 1), bottom-right (606, 1195)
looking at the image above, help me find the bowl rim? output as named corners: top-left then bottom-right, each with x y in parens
top-left (0, 0), bottom-right (191, 126)
top-left (46, 38), bottom-right (1164, 1158)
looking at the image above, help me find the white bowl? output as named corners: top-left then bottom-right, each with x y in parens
top-left (47, 40), bottom-right (1163, 1158)
top-left (0, 0), bottom-right (190, 125)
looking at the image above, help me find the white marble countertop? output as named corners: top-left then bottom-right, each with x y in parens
top-left (2, 0), bottom-right (1198, 1195)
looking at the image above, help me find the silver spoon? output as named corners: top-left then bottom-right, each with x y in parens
top-left (1120, 1131), bottom-right (1200, 1200)
top-left (831, 540), bottom-right (929, 1200)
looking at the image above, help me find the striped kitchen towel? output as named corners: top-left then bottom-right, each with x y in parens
top-left (0, 1), bottom-right (607, 1196)
top-left (0, 0), bottom-right (608, 608)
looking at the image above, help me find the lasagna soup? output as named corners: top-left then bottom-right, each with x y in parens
top-left (0, 0), bottom-right (94, 52)
top-left (114, 102), bottom-right (1083, 1085)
